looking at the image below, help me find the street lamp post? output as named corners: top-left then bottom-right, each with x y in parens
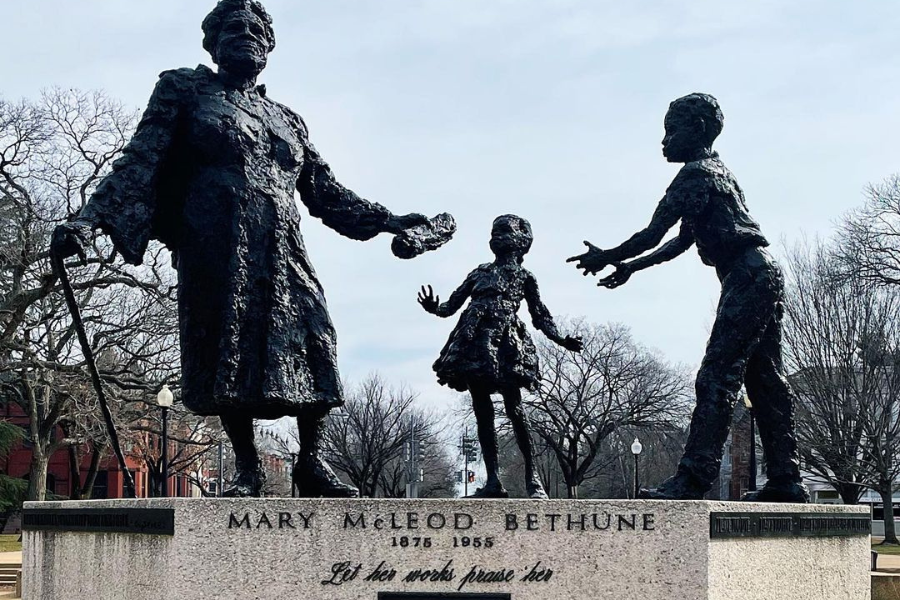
top-left (744, 396), bottom-right (757, 492)
top-left (631, 437), bottom-right (643, 499)
top-left (157, 385), bottom-right (174, 497)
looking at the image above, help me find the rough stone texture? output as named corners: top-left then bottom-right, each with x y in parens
top-left (23, 499), bottom-right (869, 600)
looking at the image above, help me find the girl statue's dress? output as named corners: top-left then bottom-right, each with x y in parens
top-left (433, 262), bottom-right (547, 393)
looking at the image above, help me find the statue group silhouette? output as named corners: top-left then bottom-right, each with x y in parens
top-left (52, 0), bottom-right (808, 503)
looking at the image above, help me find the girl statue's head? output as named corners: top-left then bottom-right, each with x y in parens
top-left (490, 215), bottom-right (533, 262)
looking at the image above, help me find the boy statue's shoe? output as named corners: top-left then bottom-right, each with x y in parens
top-left (637, 472), bottom-right (707, 500)
top-left (742, 480), bottom-right (809, 503)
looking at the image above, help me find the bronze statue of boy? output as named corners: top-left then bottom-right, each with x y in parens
top-left (569, 94), bottom-right (808, 503)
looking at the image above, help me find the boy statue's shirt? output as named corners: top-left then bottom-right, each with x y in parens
top-left (664, 154), bottom-right (769, 268)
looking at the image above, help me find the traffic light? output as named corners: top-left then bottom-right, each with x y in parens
top-left (456, 470), bottom-right (464, 483)
top-left (417, 438), bottom-right (427, 463)
top-left (467, 470), bottom-right (475, 483)
top-left (460, 436), bottom-right (479, 463)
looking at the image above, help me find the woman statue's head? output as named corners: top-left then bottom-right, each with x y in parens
top-left (202, 0), bottom-right (276, 79)
top-left (490, 215), bottom-right (533, 262)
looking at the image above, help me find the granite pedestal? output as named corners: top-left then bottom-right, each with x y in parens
top-left (22, 499), bottom-right (870, 600)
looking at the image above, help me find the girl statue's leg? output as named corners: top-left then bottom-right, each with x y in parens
top-left (220, 413), bottom-right (265, 497)
top-left (469, 382), bottom-right (508, 498)
top-left (501, 386), bottom-right (548, 499)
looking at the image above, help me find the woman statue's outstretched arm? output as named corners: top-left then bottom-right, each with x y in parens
top-left (296, 124), bottom-right (427, 241)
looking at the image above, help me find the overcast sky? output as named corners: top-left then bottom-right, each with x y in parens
top-left (5, 1), bottom-right (900, 411)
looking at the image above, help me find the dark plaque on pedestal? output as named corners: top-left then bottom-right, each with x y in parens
top-left (709, 512), bottom-right (870, 539)
top-left (23, 507), bottom-right (174, 536)
top-left (379, 594), bottom-right (511, 600)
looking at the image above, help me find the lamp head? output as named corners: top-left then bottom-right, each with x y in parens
top-left (157, 384), bottom-right (174, 408)
top-left (631, 438), bottom-right (643, 456)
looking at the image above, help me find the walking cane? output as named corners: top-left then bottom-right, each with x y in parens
top-left (50, 235), bottom-right (136, 498)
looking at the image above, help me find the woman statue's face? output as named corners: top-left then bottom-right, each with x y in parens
top-left (214, 10), bottom-right (272, 77)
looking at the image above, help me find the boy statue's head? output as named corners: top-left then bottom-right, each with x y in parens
top-left (662, 93), bottom-right (724, 163)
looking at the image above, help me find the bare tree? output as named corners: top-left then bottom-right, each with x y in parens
top-left (377, 409), bottom-right (456, 498)
top-left (525, 320), bottom-right (692, 499)
top-left (0, 89), bottom-right (180, 500)
top-left (840, 175), bottom-right (900, 286)
top-left (783, 240), bottom-right (872, 504)
top-left (784, 238), bottom-right (900, 544)
top-left (319, 374), bottom-right (418, 498)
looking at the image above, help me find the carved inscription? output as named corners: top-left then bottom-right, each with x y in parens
top-left (225, 508), bottom-right (657, 592)
top-left (321, 559), bottom-right (553, 592)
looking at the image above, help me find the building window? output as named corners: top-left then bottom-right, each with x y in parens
top-left (92, 471), bottom-right (109, 499)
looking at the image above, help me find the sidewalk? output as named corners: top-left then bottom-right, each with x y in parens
top-left (0, 551), bottom-right (22, 600)
top-left (876, 553), bottom-right (900, 573)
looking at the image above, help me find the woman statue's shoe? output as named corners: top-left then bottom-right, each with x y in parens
top-left (222, 468), bottom-right (266, 497)
top-left (293, 455), bottom-right (360, 498)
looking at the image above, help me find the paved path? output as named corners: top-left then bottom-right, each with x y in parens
top-left (876, 552), bottom-right (900, 573)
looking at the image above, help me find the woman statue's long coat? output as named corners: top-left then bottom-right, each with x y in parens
top-left (80, 64), bottom-right (397, 419)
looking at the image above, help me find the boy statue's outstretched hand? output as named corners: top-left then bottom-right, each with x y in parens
top-left (567, 240), bottom-right (608, 276)
top-left (597, 262), bottom-right (634, 289)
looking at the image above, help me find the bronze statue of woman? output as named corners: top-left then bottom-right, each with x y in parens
top-left (569, 94), bottom-right (808, 503)
top-left (52, 0), bottom-right (452, 497)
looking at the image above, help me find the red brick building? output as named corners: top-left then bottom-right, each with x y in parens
top-left (1, 402), bottom-right (194, 499)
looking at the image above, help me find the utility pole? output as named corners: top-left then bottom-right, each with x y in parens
top-left (217, 440), bottom-right (224, 497)
top-left (464, 428), bottom-right (469, 498)
top-left (405, 423), bottom-right (424, 499)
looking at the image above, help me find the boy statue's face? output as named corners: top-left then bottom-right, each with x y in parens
top-left (661, 108), bottom-right (707, 163)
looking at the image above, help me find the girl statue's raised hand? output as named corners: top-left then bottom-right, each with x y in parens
top-left (419, 215), bottom-right (581, 499)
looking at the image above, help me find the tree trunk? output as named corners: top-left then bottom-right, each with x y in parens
top-left (67, 443), bottom-right (103, 499)
top-left (26, 449), bottom-right (49, 501)
top-left (79, 445), bottom-right (103, 500)
top-left (837, 482), bottom-right (863, 505)
top-left (880, 483), bottom-right (899, 545)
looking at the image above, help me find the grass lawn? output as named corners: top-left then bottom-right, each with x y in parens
top-left (873, 540), bottom-right (900, 555)
top-left (0, 535), bottom-right (20, 553)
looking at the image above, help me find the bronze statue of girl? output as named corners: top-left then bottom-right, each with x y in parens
top-left (419, 215), bottom-right (582, 498)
